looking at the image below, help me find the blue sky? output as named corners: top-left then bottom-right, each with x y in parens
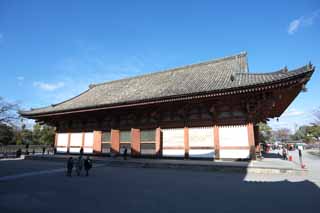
top-left (0, 0), bottom-right (319, 131)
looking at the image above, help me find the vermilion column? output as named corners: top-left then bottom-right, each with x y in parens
top-left (254, 125), bottom-right (260, 153)
top-left (111, 129), bottom-right (120, 154)
top-left (81, 132), bottom-right (85, 149)
top-left (131, 128), bottom-right (140, 157)
top-left (247, 123), bottom-right (256, 160)
top-left (155, 127), bottom-right (161, 157)
top-left (214, 126), bottom-right (220, 160)
top-left (93, 131), bottom-right (102, 154)
top-left (67, 133), bottom-right (71, 153)
top-left (184, 127), bottom-right (189, 159)
top-left (54, 133), bottom-right (58, 147)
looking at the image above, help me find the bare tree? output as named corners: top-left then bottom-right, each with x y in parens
top-left (273, 128), bottom-right (291, 142)
top-left (0, 97), bottom-right (19, 126)
top-left (314, 108), bottom-right (320, 125)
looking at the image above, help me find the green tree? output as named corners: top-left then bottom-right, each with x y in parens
top-left (32, 123), bottom-right (42, 144)
top-left (32, 123), bottom-right (55, 145)
top-left (0, 124), bottom-right (15, 145)
top-left (291, 124), bottom-right (320, 143)
top-left (39, 125), bottom-right (55, 145)
top-left (258, 122), bottom-right (273, 143)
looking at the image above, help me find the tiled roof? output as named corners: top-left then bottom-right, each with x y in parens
top-left (20, 52), bottom-right (314, 117)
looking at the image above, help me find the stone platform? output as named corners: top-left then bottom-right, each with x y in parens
top-left (25, 153), bottom-right (306, 175)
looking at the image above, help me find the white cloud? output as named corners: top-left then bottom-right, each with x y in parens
top-left (288, 9), bottom-right (320, 35)
top-left (33, 81), bottom-right (65, 91)
top-left (17, 76), bottom-right (24, 81)
top-left (281, 108), bottom-right (305, 117)
top-left (288, 19), bottom-right (301, 34)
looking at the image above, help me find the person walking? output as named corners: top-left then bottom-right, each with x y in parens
top-left (80, 147), bottom-right (84, 156)
top-left (42, 147), bottom-right (46, 155)
top-left (298, 146), bottom-right (305, 168)
top-left (123, 147), bottom-right (128, 160)
top-left (75, 156), bottom-right (83, 176)
top-left (84, 156), bottom-right (92, 176)
top-left (66, 157), bottom-right (74, 177)
top-left (282, 146), bottom-right (287, 160)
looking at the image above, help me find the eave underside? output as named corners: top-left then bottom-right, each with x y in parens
top-left (32, 79), bottom-right (307, 131)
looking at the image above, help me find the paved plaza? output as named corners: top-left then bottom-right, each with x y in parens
top-left (0, 152), bottom-right (319, 213)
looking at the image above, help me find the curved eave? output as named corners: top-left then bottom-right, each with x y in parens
top-left (20, 66), bottom-right (315, 119)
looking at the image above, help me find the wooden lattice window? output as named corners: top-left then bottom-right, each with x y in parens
top-left (141, 129), bottom-right (156, 142)
top-left (120, 130), bottom-right (131, 142)
top-left (101, 132), bottom-right (111, 142)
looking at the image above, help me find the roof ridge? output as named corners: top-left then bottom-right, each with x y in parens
top-left (235, 65), bottom-right (310, 76)
top-left (90, 52), bottom-right (248, 88)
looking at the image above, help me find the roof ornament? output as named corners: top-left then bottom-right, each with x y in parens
top-left (89, 84), bottom-right (96, 89)
top-left (302, 84), bottom-right (307, 92)
top-left (284, 66), bottom-right (288, 72)
top-left (308, 61), bottom-right (313, 70)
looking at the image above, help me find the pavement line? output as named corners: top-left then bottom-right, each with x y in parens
top-left (0, 168), bottom-right (66, 181)
top-left (0, 164), bottom-right (105, 182)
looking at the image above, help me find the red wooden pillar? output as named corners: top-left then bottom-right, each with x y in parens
top-left (111, 129), bottom-right (120, 154)
top-left (67, 133), bottom-right (71, 153)
top-left (254, 125), bottom-right (260, 152)
top-left (131, 128), bottom-right (140, 157)
top-left (214, 126), bottom-right (220, 160)
top-left (247, 123), bottom-right (256, 160)
top-left (155, 127), bottom-right (161, 156)
top-left (54, 133), bottom-right (58, 147)
top-left (93, 131), bottom-right (102, 154)
top-left (184, 127), bottom-right (189, 159)
top-left (81, 132), bottom-right (85, 149)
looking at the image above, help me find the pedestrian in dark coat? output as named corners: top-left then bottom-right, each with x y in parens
top-left (80, 147), bottom-right (84, 156)
top-left (16, 148), bottom-right (22, 158)
top-left (42, 147), bottom-right (46, 155)
top-left (123, 147), bottom-right (128, 160)
top-left (67, 157), bottom-right (74, 176)
top-left (298, 147), bottom-right (304, 167)
top-left (84, 156), bottom-right (92, 176)
top-left (76, 156), bottom-right (83, 176)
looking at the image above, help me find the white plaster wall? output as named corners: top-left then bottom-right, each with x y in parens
top-left (162, 128), bottom-right (184, 147)
top-left (84, 132), bottom-right (94, 147)
top-left (189, 149), bottom-right (214, 158)
top-left (70, 133), bottom-right (83, 147)
top-left (57, 133), bottom-right (69, 146)
top-left (162, 128), bottom-right (184, 157)
top-left (84, 147), bottom-right (93, 154)
top-left (219, 125), bottom-right (249, 147)
top-left (220, 149), bottom-right (250, 159)
top-left (162, 149), bottom-right (185, 157)
top-left (189, 127), bottom-right (214, 147)
top-left (69, 147), bottom-right (81, 153)
top-left (56, 147), bottom-right (68, 153)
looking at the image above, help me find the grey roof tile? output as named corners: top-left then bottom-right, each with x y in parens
top-left (20, 52), bottom-right (313, 116)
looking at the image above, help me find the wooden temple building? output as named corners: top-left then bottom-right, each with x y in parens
top-left (20, 52), bottom-right (315, 160)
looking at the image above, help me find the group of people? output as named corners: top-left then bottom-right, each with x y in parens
top-left (66, 147), bottom-right (93, 177)
top-left (281, 145), bottom-right (304, 167)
